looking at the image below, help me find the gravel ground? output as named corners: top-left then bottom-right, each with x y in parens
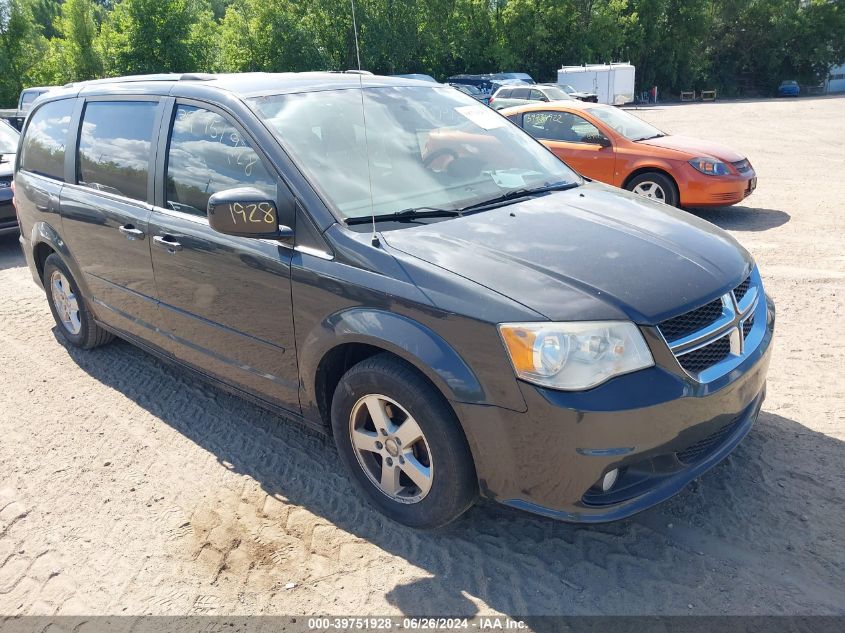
top-left (0, 96), bottom-right (843, 618)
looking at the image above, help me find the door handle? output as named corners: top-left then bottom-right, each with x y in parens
top-left (119, 224), bottom-right (145, 240)
top-left (153, 235), bottom-right (183, 252)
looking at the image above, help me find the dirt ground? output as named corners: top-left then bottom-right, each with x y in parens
top-left (1, 96), bottom-right (843, 618)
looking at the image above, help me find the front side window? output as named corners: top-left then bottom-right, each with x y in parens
top-left (78, 101), bottom-right (157, 201)
top-left (523, 111), bottom-right (603, 143)
top-left (529, 89), bottom-right (546, 101)
top-left (252, 86), bottom-right (580, 221)
top-left (165, 105), bottom-right (276, 217)
top-left (20, 99), bottom-right (75, 180)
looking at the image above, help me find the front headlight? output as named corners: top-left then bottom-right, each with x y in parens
top-left (688, 157), bottom-right (731, 176)
top-left (498, 321), bottom-right (654, 390)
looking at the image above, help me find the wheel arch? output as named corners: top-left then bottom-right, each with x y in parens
top-left (621, 165), bottom-right (679, 194)
top-left (28, 221), bottom-right (86, 292)
top-left (300, 308), bottom-right (486, 429)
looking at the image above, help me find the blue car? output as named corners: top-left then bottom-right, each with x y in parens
top-left (778, 80), bottom-right (800, 97)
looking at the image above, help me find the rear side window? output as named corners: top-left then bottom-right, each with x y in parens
top-left (165, 104), bottom-right (276, 217)
top-left (20, 99), bottom-right (75, 181)
top-left (77, 101), bottom-right (158, 202)
top-left (513, 88), bottom-right (530, 99)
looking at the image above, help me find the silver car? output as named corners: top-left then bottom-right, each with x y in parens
top-left (489, 84), bottom-right (574, 110)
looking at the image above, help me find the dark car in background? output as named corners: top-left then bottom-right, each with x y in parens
top-left (0, 120), bottom-right (20, 235)
top-left (778, 80), bottom-right (800, 97)
top-left (491, 72), bottom-right (535, 84)
top-left (558, 83), bottom-right (599, 102)
top-left (15, 72), bottom-right (773, 529)
top-left (449, 83), bottom-right (491, 105)
top-left (393, 73), bottom-right (438, 83)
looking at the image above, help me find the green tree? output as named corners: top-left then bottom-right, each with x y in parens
top-left (217, 0), bottom-right (331, 72)
top-left (0, 0), bottom-right (48, 106)
top-left (37, 0), bottom-right (104, 84)
top-left (96, 0), bottom-right (217, 76)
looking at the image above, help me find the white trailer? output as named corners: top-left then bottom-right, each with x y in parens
top-left (557, 63), bottom-right (636, 105)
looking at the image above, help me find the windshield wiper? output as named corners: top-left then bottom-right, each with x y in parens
top-left (635, 133), bottom-right (665, 142)
top-left (345, 207), bottom-right (462, 226)
top-left (458, 181), bottom-right (579, 214)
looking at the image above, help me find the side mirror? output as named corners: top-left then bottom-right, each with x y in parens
top-left (207, 187), bottom-right (293, 239)
top-left (584, 134), bottom-right (611, 148)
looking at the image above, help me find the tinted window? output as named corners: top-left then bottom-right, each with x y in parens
top-left (523, 111), bottom-right (603, 143)
top-left (166, 105), bottom-right (276, 217)
top-left (78, 101), bottom-right (157, 201)
top-left (20, 99), bottom-right (75, 180)
top-left (513, 88), bottom-right (530, 99)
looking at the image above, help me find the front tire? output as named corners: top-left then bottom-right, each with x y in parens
top-left (626, 171), bottom-right (679, 207)
top-left (43, 253), bottom-right (113, 349)
top-left (331, 354), bottom-right (477, 529)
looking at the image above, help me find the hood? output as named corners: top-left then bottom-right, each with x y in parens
top-left (638, 135), bottom-right (746, 163)
top-left (381, 182), bottom-right (752, 324)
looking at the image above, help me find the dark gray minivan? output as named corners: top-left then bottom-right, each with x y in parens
top-left (14, 73), bottom-right (774, 528)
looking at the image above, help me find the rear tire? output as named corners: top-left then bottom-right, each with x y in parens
top-left (626, 171), bottom-right (679, 207)
top-left (331, 353), bottom-right (477, 529)
top-left (43, 253), bottom-right (113, 349)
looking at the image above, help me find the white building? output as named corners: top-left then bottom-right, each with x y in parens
top-left (826, 63), bottom-right (845, 93)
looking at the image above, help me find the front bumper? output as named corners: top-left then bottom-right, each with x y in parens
top-left (680, 163), bottom-right (757, 207)
top-left (456, 294), bottom-right (775, 522)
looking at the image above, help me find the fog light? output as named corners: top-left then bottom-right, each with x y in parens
top-left (601, 468), bottom-right (619, 492)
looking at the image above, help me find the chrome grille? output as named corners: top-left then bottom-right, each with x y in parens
top-left (742, 313), bottom-right (754, 338)
top-left (659, 270), bottom-right (762, 380)
top-left (734, 275), bottom-right (751, 303)
top-left (659, 298), bottom-right (723, 342)
top-left (678, 334), bottom-right (731, 373)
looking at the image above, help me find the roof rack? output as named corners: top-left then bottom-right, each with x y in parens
top-left (326, 69), bottom-right (374, 75)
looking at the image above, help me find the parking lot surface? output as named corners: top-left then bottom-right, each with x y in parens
top-left (1, 96), bottom-right (843, 617)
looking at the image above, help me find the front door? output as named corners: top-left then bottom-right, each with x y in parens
top-left (59, 98), bottom-right (162, 341)
top-left (148, 101), bottom-right (300, 412)
top-left (522, 110), bottom-right (616, 184)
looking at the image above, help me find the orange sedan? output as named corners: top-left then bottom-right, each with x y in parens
top-left (501, 100), bottom-right (756, 208)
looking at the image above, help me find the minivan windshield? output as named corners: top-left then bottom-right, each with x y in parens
top-left (251, 86), bottom-right (580, 221)
top-left (587, 105), bottom-right (665, 142)
top-left (0, 121), bottom-right (19, 154)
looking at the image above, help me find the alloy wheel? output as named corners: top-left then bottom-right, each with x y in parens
top-left (632, 181), bottom-right (667, 202)
top-left (50, 270), bottom-right (82, 335)
top-left (349, 394), bottom-right (433, 504)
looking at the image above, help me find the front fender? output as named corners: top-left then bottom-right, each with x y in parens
top-left (299, 307), bottom-right (487, 421)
